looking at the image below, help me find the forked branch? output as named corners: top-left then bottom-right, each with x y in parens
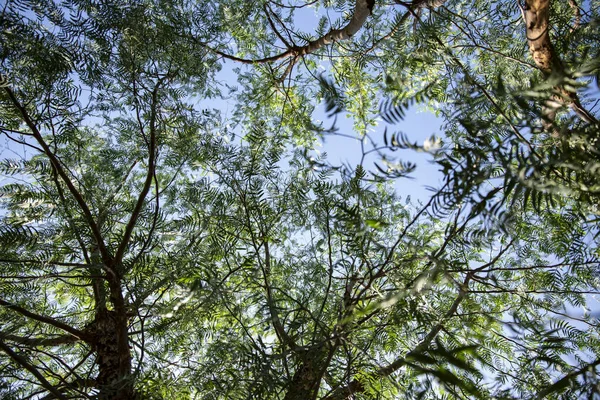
top-left (3, 87), bottom-right (113, 266)
top-left (0, 339), bottom-right (67, 400)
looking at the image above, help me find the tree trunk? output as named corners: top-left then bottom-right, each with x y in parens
top-left (284, 362), bottom-right (320, 400)
top-left (284, 348), bottom-right (328, 400)
top-left (89, 308), bottom-right (135, 400)
top-left (524, 0), bottom-right (554, 73)
top-left (524, 0), bottom-right (597, 124)
top-left (83, 268), bottom-right (135, 400)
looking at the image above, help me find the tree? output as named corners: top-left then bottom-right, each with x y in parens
top-left (0, 0), bottom-right (599, 399)
top-left (0, 1), bottom-right (220, 397)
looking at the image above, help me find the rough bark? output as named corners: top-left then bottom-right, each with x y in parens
top-left (208, 0), bottom-right (450, 65)
top-left (284, 348), bottom-right (328, 400)
top-left (524, 0), bottom-right (597, 124)
top-left (203, 0), bottom-right (375, 64)
top-left (297, 0), bottom-right (374, 56)
top-left (3, 79), bottom-right (137, 400)
top-left (568, 0), bottom-right (581, 32)
top-left (88, 308), bottom-right (135, 400)
top-left (524, 0), bottom-right (554, 73)
top-left (284, 362), bottom-right (320, 400)
top-left (82, 260), bottom-right (134, 399)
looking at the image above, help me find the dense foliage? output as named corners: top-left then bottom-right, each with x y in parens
top-left (0, 0), bottom-right (599, 399)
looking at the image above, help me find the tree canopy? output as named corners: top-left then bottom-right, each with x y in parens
top-left (0, 0), bottom-right (599, 399)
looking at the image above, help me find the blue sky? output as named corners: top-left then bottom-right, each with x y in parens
top-left (199, 52), bottom-right (446, 205)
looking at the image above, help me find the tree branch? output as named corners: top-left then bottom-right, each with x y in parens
top-left (262, 240), bottom-right (299, 350)
top-left (264, 3), bottom-right (293, 48)
top-left (294, 0), bottom-right (374, 56)
top-left (0, 332), bottom-right (81, 347)
top-left (3, 87), bottom-right (113, 266)
top-left (197, 0), bottom-right (375, 64)
top-left (114, 77), bottom-right (164, 266)
top-left (0, 339), bottom-right (67, 400)
top-left (38, 379), bottom-right (97, 400)
top-left (323, 273), bottom-right (473, 400)
top-left (568, 0), bottom-right (581, 32)
top-left (0, 298), bottom-right (90, 341)
top-left (534, 358), bottom-right (600, 399)
top-left (0, 258), bottom-right (100, 269)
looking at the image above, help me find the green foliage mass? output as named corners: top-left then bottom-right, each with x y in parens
top-left (0, 0), bottom-right (599, 399)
